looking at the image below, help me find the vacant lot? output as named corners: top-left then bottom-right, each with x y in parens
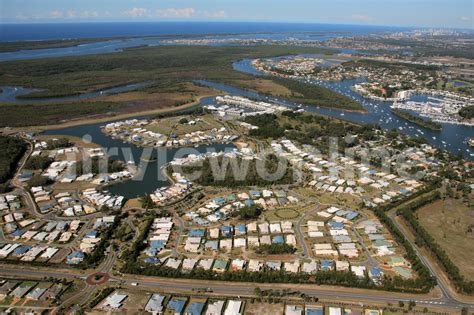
top-left (417, 198), bottom-right (474, 279)
top-left (245, 302), bottom-right (284, 315)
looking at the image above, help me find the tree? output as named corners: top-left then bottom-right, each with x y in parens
top-left (140, 195), bottom-right (155, 209)
top-left (28, 174), bottom-right (51, 188)
top-left (237, 205), bottom-right (262, 220)
top-left (25, 155), bottom-right (53, 170)
top-left (46, 138), bottom-right (73, 150)
top-left (0, 135), bottom-right (27, 189)
top-left (459, 106), bottom-right (474, 119)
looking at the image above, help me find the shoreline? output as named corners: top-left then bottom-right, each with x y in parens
top-left (14, 93), bottom-right (219, 133)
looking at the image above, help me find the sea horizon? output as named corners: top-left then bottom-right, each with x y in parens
top-left (0, 21), bottom-right (419, 42)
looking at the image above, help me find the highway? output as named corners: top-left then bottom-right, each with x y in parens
top-left (0, 261), bottom-right (472, 310)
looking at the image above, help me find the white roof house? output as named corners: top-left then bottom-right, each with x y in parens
top-left (224, 300), bottom-right (242, 315)
top-left (103, 292), bottom-right (127, 310)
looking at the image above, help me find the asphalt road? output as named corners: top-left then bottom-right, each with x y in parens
top-left (387, 210), bottom-right (461, 305)
top-left (1, 263), bottom-right (472, 310)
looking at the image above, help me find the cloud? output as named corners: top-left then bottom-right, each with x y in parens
top-left (206, 10), bottom-right (227, 19)
top-left (156, 7), bottom-right (196, 18)
top-left (81, 11), bottom-right (99, 18)
top-left (67, 10), bottom-right (77, 18)
top-left (460, 16), bottom-right (471, 22)
top-left (50, 10), bottom-right (63, 19)
top-left (351, 14), bottom-right (371, 22)
top-left (124, 7), bottom-right (150, 17)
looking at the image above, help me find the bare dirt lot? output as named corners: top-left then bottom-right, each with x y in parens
top-left (244, 302), bottom-right (284, 315)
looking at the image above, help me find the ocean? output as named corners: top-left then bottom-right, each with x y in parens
top-left (0, 22), bottom-right (409, 42)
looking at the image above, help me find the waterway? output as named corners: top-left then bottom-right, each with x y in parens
top-left (230, 58), bottom-right (474, 158)
top-left (43, 115), bottom-right (236, 199)
top-left (0, 22), bottom-right (407, 62)
top-left (42, 71), bottom-right (472, 199)
top-left (0, 82), bottom-right (150, 104)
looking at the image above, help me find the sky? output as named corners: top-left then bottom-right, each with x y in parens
top-left (0, 0), bottom-right (473, 29)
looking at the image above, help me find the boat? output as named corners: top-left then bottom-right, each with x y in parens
top-left (127, 152), bottom-right (135, 165)
top-left (467, 138), bottom-right (474, 147)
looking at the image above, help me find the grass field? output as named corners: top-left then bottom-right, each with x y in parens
top-left (417, 198), bottom-right (474, 279)
top-left (0, 45), bottom-right (361, 127)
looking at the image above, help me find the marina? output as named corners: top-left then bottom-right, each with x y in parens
top-left (231, 58), bottom-right (474, 159)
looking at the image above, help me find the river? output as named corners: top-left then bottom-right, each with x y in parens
top-left (230, 58), bottom-right (474, 159)
top-left (0, 82), bottom-right (150, 104)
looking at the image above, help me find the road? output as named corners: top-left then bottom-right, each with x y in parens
top-left (294, 203), bottom-right (321, 259)
top-left (387, 209), bottom-right (468, 306)
top-left (0, 262), bottom-right (472, 310)
top-left (2, 136), bottom-right (473, 311)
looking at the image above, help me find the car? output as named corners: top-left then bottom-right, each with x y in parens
top-left (131, 282), bottom-right (139, 286)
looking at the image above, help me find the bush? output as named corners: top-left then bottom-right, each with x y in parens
top-left (459, 106), bottom-right (474, 119)
top-left (255, 243), bottom-right (296, 255)
top-left (0, 136), bottom-right (27, 185)
top-left (237, 205), bottom-right (262, 220)
top-left (46, 138), bottom-right (73, 150)
top-left (25, 155), bottom-right (53, 170)
top-left (28, 174), bottom-right (52, 188)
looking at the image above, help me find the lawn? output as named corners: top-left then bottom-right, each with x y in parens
top-left (417, 198), bottom-right (474, 279)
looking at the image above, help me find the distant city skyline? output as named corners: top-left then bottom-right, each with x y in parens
top-left (0, 0), bottom-right (472, 29)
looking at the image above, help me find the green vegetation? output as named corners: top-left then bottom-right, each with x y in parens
top-left (178, 117), bottom-right (189, 124)
top-left (459, 105), bottom-right (474, 119)
top-left (46, 138), bottom-right (73, 150)
top-left (237, 205), bottom-right (262, 220)
top-left (25, 155), bottom-right (53, 170)
top-left (244, 111), bottom-right (379, 154)
top-left (373, 207), bottom-right (436, 292)
top-left (81, 215), bottom-right (122, 268)
top-left (27, 174), bottom-right (52, 188)
top-left (0, 136), bottom-right (27, 193)
top-left (0, 38), bottom-right (105, 53)
top-left (391, 108), bottom-right (442, 131)
top-left (255, 243), bottom-right (296, 255)
top-left (272, 77), bottom-right (362, 111)
top-left (178, 153), bottom-right (296, 187)
top-left (0, 101), bottom-right (128, 127)
top-left (139, 195), bottom-right (155, 210)
top-left (0, 45), bottom-right (362, 127)
top-left (121, 215), bottom-right (155, 272)
top-left (355, 58), bottom-right (441, 72)
top-left (397, 192), bottom-right (474, 294)
top-left (371, 184), bottom-right (442, 293)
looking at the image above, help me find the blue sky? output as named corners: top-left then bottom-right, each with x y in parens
top-left (1, 0), bottom-right (472, 28)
